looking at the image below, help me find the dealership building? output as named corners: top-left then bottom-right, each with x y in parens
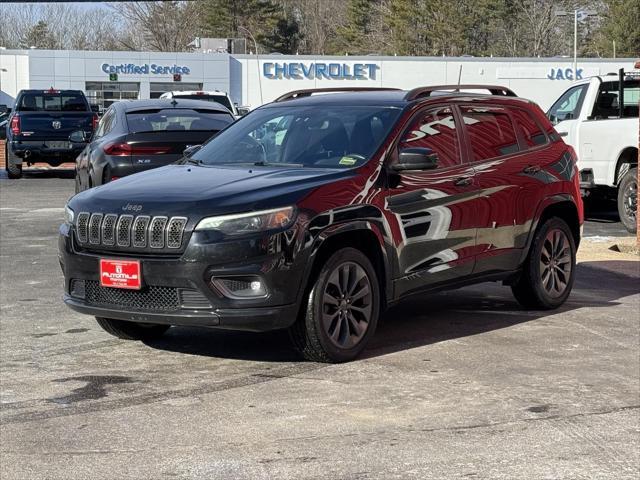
top-left (0, 48), bottom-right (636, 112)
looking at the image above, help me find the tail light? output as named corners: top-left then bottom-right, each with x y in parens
top-left (10, 115), bottom-right (20, 135)
top-left (92, 114), bottom-right (99, 131)
top-left (103, 142), bottom-right (172, 156)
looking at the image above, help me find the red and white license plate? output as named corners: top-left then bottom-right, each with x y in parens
top-left (100, 259), bottom-right (141, 290)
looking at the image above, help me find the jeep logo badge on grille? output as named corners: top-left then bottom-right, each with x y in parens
top-left (122, 204), bottom-right (143, 212)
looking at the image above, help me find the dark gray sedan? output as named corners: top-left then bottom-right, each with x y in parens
top-left (72, 99), bottom-right (234, 193)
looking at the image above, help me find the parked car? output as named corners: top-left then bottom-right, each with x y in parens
top-left (159, 90), bottom-right (249, 117)
top-left (547, 68), bottom-right (639, 232)
top-left (72, 98), bottom-right (235, 193)
top-left (60, 85), bottom-right (583, 363)
top-left (0, 108), bottom-right (9, 140)
top-left (5, 88), bottom-right (98, 178)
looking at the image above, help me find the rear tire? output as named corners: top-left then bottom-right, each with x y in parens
top-left (288, 248), bottom-right (380, 363)
top-left (512, 217), bottom-right (576, 310)
top-left (617, 167), bottom-right (637, 233)
top-left (5, 145), bottom-right (22, 179)
top-left (95, 317), bottom-right (169, 341)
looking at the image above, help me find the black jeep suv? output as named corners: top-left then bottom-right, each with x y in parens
top-left (60, 86), bottom-right (583, 362)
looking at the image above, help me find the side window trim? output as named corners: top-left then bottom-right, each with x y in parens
top-left (510, 106), bottom-right (549, 151)
top-left (94, 108), bottom-right (113, 139)
top-left (456, 103), bottom-right (522, 165)
top-left (390, 103), bottom-right (463, 169)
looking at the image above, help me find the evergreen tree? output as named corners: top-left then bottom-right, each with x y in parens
top-left (20, 20), bottom-right (59, 49)
top-left (201, 0), bottom-right (301, 54)
top-left (333, 0), bottom-right (376, 54)
top-left (595, 0), bottom-right (640, 57)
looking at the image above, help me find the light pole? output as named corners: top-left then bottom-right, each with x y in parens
top-left (238, 26), bottom-right (263, 105)
top-left (555, 9), bottom-right (598, 79)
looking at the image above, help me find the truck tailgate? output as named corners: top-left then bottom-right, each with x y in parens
top-left (17, 112), bottom-right (93, 141)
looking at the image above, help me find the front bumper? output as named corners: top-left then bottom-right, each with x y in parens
top-left (63, 294), bottom-right (299, 331)
top-left (58, 223), bottom-right (308, 332)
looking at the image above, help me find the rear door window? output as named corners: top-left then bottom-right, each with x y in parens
top-left (18, 92), bottom-right (87, 112)
top-left (510, 108), bottom-right (547, 148)
top-left (459, 106), bottom-right (520, 162)
top-left (399, 106), bottom-right (460, 168)
top-left (592, 80), bottom-right (640, 119)
top-left (125, 109), bottom-right (233, 133)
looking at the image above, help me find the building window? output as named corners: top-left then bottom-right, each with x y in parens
top-left (85, 82), bottom-right (140, 111)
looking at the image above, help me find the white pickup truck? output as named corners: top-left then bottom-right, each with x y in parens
top-left (547, 69), bottom-right (639, 232)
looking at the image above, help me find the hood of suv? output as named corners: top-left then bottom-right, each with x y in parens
top-left (69, 164), bottom-right (355, 218)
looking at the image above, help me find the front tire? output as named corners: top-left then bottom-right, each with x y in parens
top-left (289, 248), bottom-right (380, 363)
top-left (617, 167), bottom-right (637, 233)
top-left (95, 317), bottom-right (169, 341)
top-left (512, 217), bottom-right (576, 310)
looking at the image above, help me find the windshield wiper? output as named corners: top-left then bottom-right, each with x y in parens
top-left (253, 161), bottom-right (303, 167)
top-left (180, 157), bottom-right (203, 165)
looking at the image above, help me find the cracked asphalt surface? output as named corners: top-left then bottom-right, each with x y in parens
top-left (1, 172), bottom-right (639, 479)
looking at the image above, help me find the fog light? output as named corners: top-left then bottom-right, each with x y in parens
top-left (210, 276), bottom-right (267, 299)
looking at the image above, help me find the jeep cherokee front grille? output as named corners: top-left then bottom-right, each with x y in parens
top-left (75, 213), bottom-right (188, 251)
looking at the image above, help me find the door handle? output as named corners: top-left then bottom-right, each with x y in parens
top-left (522, 165), bottom-right (541, 174)
top-left (454, 176), bottom-right (473, 187)
top-left (558, 131), bottom-right (568, 137)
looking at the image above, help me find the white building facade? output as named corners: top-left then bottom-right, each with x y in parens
top-left (0, 48), bottom-right (636, 112)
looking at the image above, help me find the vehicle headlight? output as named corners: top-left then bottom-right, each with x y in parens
top-left (195, 206), bottom-right (295, 235)
top-left (64, 205), bottom-right (75, 225)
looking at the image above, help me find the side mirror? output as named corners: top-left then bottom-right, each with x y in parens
top-left (69, 130), bottom-right (87, 143)
top-left (183, 144), bottom-right (202, 157)
top-left (90, 104), bottom-right (100, 113)
top-left (392, 148), bottom-right (439, 172)
top-left (237, 106), bottom-right (250, 116)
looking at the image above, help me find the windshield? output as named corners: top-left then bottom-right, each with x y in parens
top-left (125, 109), bottom-right (232, 132)
top-left (190, 105), bottom-right (401, 169)
top-left (174, 94), bottom-right (233, 111)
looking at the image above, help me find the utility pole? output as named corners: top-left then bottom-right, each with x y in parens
top-left (573, 10), bottom-right (578, 78)
top-left (555, 9), bottom-right (598, 79)
top-left (238, 26), bottom-right (263, 105)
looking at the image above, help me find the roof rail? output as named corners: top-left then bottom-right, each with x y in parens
top-left (404, 84), bottom-right (517, 101)
top-left (274, 87), bottom-right (401, 102)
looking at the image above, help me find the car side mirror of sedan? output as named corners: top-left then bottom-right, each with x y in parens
top-left (392, 148), bottom-right (439, 172)
top-left (183, 144), bottom-right (202, 157)
top-left (69, 130), bottom-right (87, 143)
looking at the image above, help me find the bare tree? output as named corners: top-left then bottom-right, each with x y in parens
top-left (112, 1), bottom-right (204, 52)
top-left (0, 2), bottom-right (123, 50)
top-left (289, 0), bottom-right (348, 54)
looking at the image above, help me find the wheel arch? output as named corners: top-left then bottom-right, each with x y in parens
top-left (301, 222), bottom-right (392, 312)
top-left (614, 146), bottom-right (638, 186)
top-left (520, 195), bottom-right (581, 265)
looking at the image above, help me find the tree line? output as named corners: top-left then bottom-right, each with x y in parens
top-left (0, 0), bottom-right (638, 58)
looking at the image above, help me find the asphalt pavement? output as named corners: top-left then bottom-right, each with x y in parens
top-left (1, 172), bottom-right (639, 480)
